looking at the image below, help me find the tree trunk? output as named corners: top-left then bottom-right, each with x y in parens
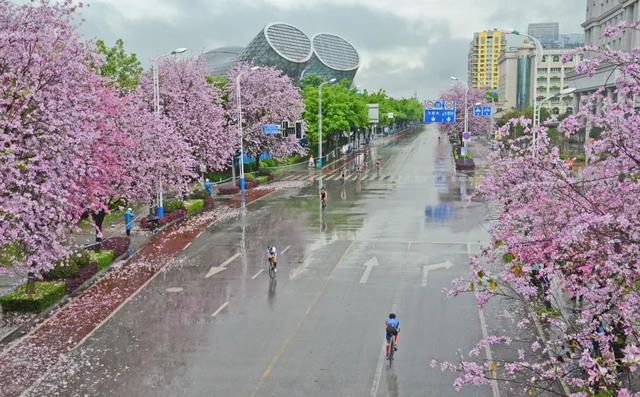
top-left (91, 209), bottom-right (106, 242)
top-left (255, 153), bottom-right (261, 171)
top-left (26, 272), bottom-right (36, 294)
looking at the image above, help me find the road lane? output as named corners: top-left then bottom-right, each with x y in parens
top-left (29, 126), bottom-right (493, 397)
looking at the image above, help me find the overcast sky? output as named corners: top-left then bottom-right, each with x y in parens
top-left (74, 0), bottom-right (585, 99)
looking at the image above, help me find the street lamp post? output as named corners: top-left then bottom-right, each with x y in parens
top-left (504, 30), bottom-right (543, 127)
top-left (450, 76), bottom-right (472, 151)
top-left (532, 87), bottom-right (576, 154)
top-left (152, 47), bottom-right (187, 217)
top-left (317, 78), bottom-right (337, 171)
top-left (236, 66), bottom-right (261, 193)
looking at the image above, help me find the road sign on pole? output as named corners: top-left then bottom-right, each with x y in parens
top-left (424, 100), bottom-right (456, 124)
top-left (261, 124), bottom-right (280, 135)
top-left (473, 106), bottom-right (492, 118)
top-left (462, 131), bottom-right (471, 141)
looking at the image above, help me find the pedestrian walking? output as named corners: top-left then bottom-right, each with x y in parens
top-left (124, 207), bottom-right (135, 236)
top-left (204, 178), bottom-right (213, 197)
top-left (308, 155), bottom-right (315, 168)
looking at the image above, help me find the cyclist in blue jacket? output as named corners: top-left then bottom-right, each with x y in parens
top-left (385, 313), bottom-right (399, 357)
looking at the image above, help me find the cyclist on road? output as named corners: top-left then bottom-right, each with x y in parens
top-left (267, 245), bottom-right (278, 273)
top-left (385, 313), bottom-right (400, 357)
top-left (320, 187), bottom-right (328, 207)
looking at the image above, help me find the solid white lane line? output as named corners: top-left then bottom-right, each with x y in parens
top-left (369, 342), bottom-right (387, 397)
top-left (251, 269), bottom-right (265, 279)
top-left (469, 243), bottom-right (500, 397)
top-left (211, 301), bottom-right (229, 317)
top-left (281, 245), bottom-right (291, 255)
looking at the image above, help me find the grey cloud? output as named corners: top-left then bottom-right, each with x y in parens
top-left (76, 0), bottom-right (583, 98)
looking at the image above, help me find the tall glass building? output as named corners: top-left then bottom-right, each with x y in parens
top-left (200, 46), bottom-right (244, 76)
top-left (237, 23), bottom-right (313, 81)
top-left (304, 33), bottom-right (360, 83)
top-left (200, 23), bottom-right (360, 85)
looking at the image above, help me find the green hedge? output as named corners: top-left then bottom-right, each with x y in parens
top-left (244, 173), bottom-right (256, 182)
top-left (256, 175), bottom-right (269, 185)
top-left (92, 250), bottom-right (115, 270)
top-left (0, 281), bottom-right (65, 313)
top-left (184, 199), bottom-right (204, 214)
top-left (163, 199), bottom-right (185, 213)
top-left (45, 249), bottom-right (93, 279)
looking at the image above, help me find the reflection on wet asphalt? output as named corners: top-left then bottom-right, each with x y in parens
top-left (30, 126), bottom-right (493, 397)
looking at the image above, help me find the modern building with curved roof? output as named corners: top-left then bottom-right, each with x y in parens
top-left (201, 46), bottom-right (244, 76)
top-left (305, 33), bottom-right (360, 83)
top-left (200, 23), bottom-right (360, 86)
top-left (237, 22), bottom-right (312, 81)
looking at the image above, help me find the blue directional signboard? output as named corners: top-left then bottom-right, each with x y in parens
top-left (424, 100), bottom-right (456, 124)
top-left (261, 124), bottom-right (281, 135)
top-left (473, 106), bottom-right (492, 118)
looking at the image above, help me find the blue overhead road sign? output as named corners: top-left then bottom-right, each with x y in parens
top-left (424, 100), bottom-right (456, 124)
top-left (473, 106), bottom-right (492, 118)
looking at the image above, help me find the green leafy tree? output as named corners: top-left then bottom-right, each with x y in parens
top-left (95, 39), bottom-right (143, 93)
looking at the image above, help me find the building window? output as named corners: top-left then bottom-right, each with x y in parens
top-left (552, 55), bottom-right (560, 62)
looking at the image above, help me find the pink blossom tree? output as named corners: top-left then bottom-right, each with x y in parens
top-left (0, 1), bottom-right (130, 281)
top-left (138, 57), bottom-right (234, 173)
top-left (438, 84), bottom-right (491, 144)
top-left (438, 24), bottom-right (640, 396)
top-left (225, 63), bottom-right (306, 167)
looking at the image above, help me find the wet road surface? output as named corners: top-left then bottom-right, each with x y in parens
top-left (31, 126), bottom-right (494, 397)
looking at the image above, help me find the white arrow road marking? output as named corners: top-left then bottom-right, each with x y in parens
top-left (421, 261), bottom-right (454, 286)
top-left (205, 252), bottom-right (240, 278)
top-left (211, 301), bottom-right (229, 317)
top-left (360, 257), bottom-right (380, 284)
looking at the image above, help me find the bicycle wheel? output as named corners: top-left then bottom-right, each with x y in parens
top-left (388, 338), bottom-right (395, 367)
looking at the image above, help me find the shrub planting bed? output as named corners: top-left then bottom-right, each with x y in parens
top-left (184, 199), bottom-right (204, 214)
top-left (93, 236), bottom-right (130, 258)
top-left (256, 175), bottom-right (269, 185)
top-left (0, 282), bottom-right (65, 313)
top-left (92, 250), bottom-right (115, 270)
top-left (64, 263), bottom-right (98, 294)
top-left (218, 184), bottom-right (240, 195)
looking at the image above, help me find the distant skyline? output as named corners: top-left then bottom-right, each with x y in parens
top-left (72, 0), bottom-right (585, 98)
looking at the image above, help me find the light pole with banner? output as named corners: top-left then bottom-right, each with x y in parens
top-left (236, 66), bottom-right (260, 193)
top-left (152, 47), bottom-right (187, 217)
top-left (317, 78), bottom-right (337, 170)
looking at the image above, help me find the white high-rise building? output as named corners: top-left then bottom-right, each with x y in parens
top-left (567, 0), bottom-right (640, 107)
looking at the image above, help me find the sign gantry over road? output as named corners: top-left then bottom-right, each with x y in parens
top-left (423, 100), bottom-right (456, 124)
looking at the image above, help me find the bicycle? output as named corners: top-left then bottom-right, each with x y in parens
top-left (388, 336), bottom-right (396, 367)
top-left (267, 256), bottom-right (276, 279)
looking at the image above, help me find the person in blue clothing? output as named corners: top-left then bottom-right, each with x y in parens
top-left (204, 178), bottom-right (213, 197)
top-left (385, 313), bottom-right (399, 357)
top-left (123, 208), bottom-right (135, 236)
